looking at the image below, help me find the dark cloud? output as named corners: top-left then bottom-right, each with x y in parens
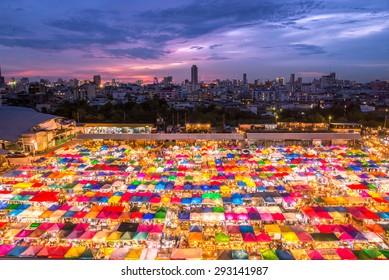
top-left (265, 24), bottom-right (286, 29)
top-left (190, 46), bottom-right (204, 50)
top-left (138, 0), bottom-right (323, 40)
top-left (0, 0), bottom-right (323, 60)
top-left (209, 44), bottom-right (223, 49)
top-left (291, 44), bottom-right (326, 55)
top-left (0, 23), bottom-right (28, 36)
top-left (47, 17), bottom-right (133, 43)
top-left (105, 48), bottom-right (170, 60)
top-left (207, 56), bottom-right (230, 60)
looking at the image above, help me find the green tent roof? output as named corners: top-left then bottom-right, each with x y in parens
top-left (215, 232), bottom-right (230, 243)
top-left (261, 249), bottom-right (279, 260)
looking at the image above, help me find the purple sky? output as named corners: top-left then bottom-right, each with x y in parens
top-left (0, 0), bottom-right (388, 83)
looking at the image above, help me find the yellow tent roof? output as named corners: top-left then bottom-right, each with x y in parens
top-left (290, 249), bottom-right (310, 260)
top-left (329, 212), bottom-right (345, 220)
top-left (188, 232), bottom-right (203, 243)
top-left (92, 231), bottom-right (110, 242)
top-left (3, 229), bottom-right (21, 239)
top-left (83, 211), bottom-right (100, 219)
top-left (12, 182), bottom-right (34, 189)
top-left (125, 249), bottom-right (143, 260)
top-left (265, 224), bottom-right (281, 234)
top-left (64, 246), bottom-right (86, 259)
top-left (101, 247), bottom-right (115, 258)
top-left (282, 232), bottom-right (299, 242)
top-left (39, 210), bottom-right (54, 219)
top-left (279, 225), bottom-right (292, 232)
top-left (108, 196), bottom-right (121, 203)
top-left (106, 231), bottom-right (123, 242)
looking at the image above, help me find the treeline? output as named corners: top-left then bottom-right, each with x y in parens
top-left (52, 100), bottom-right (385, 128)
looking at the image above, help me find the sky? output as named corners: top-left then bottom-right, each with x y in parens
top-left (0, 0), bottom-right (389, 83)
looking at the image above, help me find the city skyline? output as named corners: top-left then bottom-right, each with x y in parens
top-left (0, 0), bottom-right (389, 83)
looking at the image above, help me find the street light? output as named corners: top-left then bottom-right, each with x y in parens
top-left (328, 115), bottom-right (332, 124)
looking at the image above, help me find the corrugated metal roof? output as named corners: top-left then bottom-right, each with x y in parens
top-left (0, 106), bottom-right (58, 142)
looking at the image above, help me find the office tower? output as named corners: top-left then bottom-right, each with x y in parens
top-left (0, 65), bottom-right (5, 85)
top-left (93, 75), bottom-right (101, 86)
top-left (191, 65), bottom-right (198, 85)
top-left (276, 77), bottom-right (284, 86)
top-left (243, 73), bottom-right (247, 84)
top-left (290, 73), bottom-right (295, 83)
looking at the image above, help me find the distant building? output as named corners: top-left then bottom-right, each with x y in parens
top-left (0, 65), bottom-right (4, 85)
top-left (191, 65), bottom-right (198, 85)
top-left (79, 84), bottom-right (96, 100)
top-left (93, 75), bottom-right (101, 86)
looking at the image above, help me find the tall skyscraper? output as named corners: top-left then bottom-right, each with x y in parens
top-left (191, 65), bottom-right (198, 85)
top-left (0, 64), bottom-right (5, 85)
top-left (243, 73), bottom-right (247, 84)
top-left (93, 75), bottom-right (101, 86)
top-left (290, 73), bottom-right (295, 83)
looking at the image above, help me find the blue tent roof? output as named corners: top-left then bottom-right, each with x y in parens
top-left (181, 198), bottom-right (191, 204)
top-left (232, 198), bottom-right (243, 205)
top-left (190, 225), bottom-right (202, 232)
top-left (232, 250), bottom-right (249, 260)
top-left (191, 197), bottom-right (202, 204)
top-left (6, 246), bottom-right (29, 257)
top-left (178, 213), bottom-right (190, 220)
top-left (276, 250), bottom-right (295, 260)
top-left (142, 213), bottom-right (155, 220)
top-left (240, 225), bottom-right (254, 233)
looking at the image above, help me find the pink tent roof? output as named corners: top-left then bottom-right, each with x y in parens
top-left (47, 223), bottom-right (65, 231)
top-left (20, 245), bottom-right (44, 257)
top-left (37, 223), bottom-right (54, 230)
top-left (79, 231), bottom-right (96, 240)
top-left (73, 211), bottom-right (87, 219)
top-left (259, 213), bottom-right (273, 221)
top-left (171, 197), bottom-right (181, 204)
top-left (73, 223), bottom-right (90, 231)
top-left (339, 232), bottom-right (354, 241)
top-left (256, 232), bottom-right (272, 242)
top-left (315, 224), bottom-right (333, 233)
top-left (227, 225), bottom-right (241, 234)
top-left (242, 232), bottom-right (257, 243)
top-left (307, 250), bottom-right (325, 260)
top-left (150, 224), bottom-right (164, 233)
top-left (296, 232), bottom-right (314, 242)
top-left (335, 248), bottom-right (357, 260)
top-left (224, 212), bottom-right (238, 220)
top-left (316, 211), bottom-right (333, 220)
top-left (237, 213), bottom-right (249, 220)
top-left (137, 224), bottom-right (153, 232)
top-left (0, 244), bottom-right (15, 257)
top-left (271, 213), bottom-right (285, 221)
top-left (108, 212), bottom-right (121, 219)
top-left (15, 229), bottom-right (34, 238)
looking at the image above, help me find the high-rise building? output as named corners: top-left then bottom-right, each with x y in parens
top-left (93, 75), bottom-right (101, 86)
top-left (153, 77), bottom-right (159, 84)
top-left (191, 65), bottom-right (198, 85)
top-left (0, 65), bottom-right (5, 85)
top-left (290, 73), bottom-right (295, 83)
top-left (276, 77), bottom-right (284, 86)
top-left (243, 73), bottom-right (247, 84)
